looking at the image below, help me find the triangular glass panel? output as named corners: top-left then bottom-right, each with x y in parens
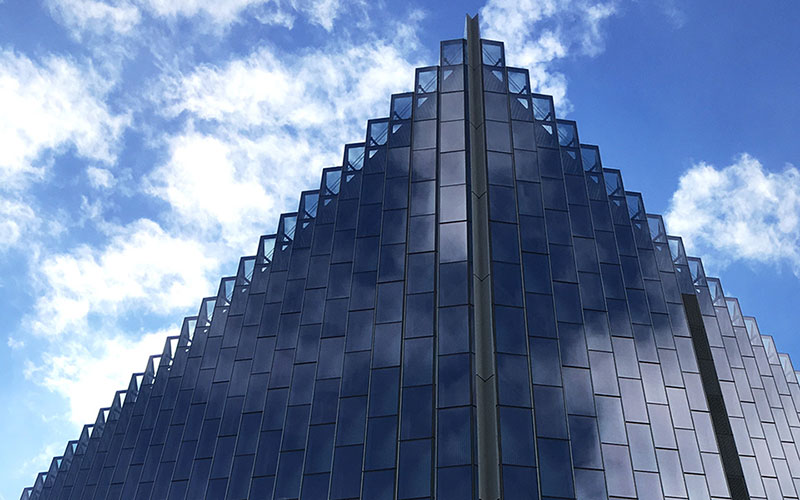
top-left (725, 297), bottom-right (744, 327)
top-left (744, 317), bottom-right (761, 344)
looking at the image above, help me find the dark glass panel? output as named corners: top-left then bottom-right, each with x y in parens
top-left (376, 281), bottom-right (404, 323)
top-left (440, 92), bottom-right (465, 121)
top-left (438, 306), bottom-right (470, 355)
top-left (485, 91), bottom-right (510, 122)
top-left (519, 215), bottom-right (547, 253)
top-left (311, 378), bottom-right (340, 424)
top-left (545, 210), bottom-right (571, 245)
top-left (439, 261), bottom-right (469, 306)
top-left (403, 336), bottom-right (434, 387)
top-left (379, 243), bottom-right (405, 283)
top-left (335, 396), bottom-right (367, 446)
top-left (412, 149), bottom-right (436, 181)
top-left (517, 181), bottom-right (544, 216)
top-left (330, 445), bottom-right (364, 499)
top-left (533, 385), bottom-right (568, 438)
top-left (486, 120), bottom-right (512, 152)
top-left (405, 292), bottom-right (434, 338)
top-left (499, 406), bottom-right (535, 466)
top-left (438, 407), bottom-right (472, 466)
top-left (305, 424), bottom-right (335, 473)
top-left (568, 415), bottom-right (602, 468)
top-left (492, 222), bottom-right (522, 264)
top-left (387, 147), bottom-right (410, 178)
top-left (549, 244), bottom-right (577, 283)
top-left (345, 309), bottom-right (373, 352)
top-left (438, 354), bottom-right (471, 407)
top-left (437, 466), bottom-right (474, 500)
top-left (488, 151), bottom-right (514, 186)
top-left (493, 261), bottom-right (524, 307)
top-left (538, 438), bottom-right (574, 497)
top-left (341, 351), bottom-right (370, 397)
top-left (401, 385), bottom-right (433, 439)
top-left (498, 354), bottom-right (532, 407)
top-left (412, 119), bottom-right (436, 150)
top-left (440, 222), bottom-right (468, 263)
top-left (530, 337), bottom-right (561, 386)
top-left (384, 176), bottom-right (409, 210)
top-left (512, 120), bottom-right (535, 151)
top-left (373, 322), bottom-right (402, 368)
top-left (562, 367), bottom-right (594, 416)
top-left (514, 149), bottom-right (539, 182)
top-left (495, 305), bottom-right (527, 355)
top-left (408, 215), bottom-right (435, 253)
top-left (440, 120), bottom-right (465, 152)
top-left (440, 151), bottom-right (466, 186)
top-left (440, 184), bottom-right (467, 222)
top-left (398, 440), bottom-right (432, 499)
top-left (369, 368), bottom-right (400, 417)
top-left (411, 180), bottom-right (436, 216)
top-left (362, 470), bottom-right (394, 500)
top-left (365, 416), bottom-right (398, 470)
top-left (382, 209), bottom-right (407, 245)
top-left (578, 271), bottom-right (605, 311)
top-left (525, 292), bottom-right (556, 338)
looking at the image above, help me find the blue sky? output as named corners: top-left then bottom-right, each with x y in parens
top-left (1, 0), bottom-right (799, 495)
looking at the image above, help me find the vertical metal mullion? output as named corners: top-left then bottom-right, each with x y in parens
top-left (466, 14), bottom-right (501, 500)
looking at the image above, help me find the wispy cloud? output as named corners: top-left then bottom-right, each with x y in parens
top-left (25, 326), bottom-right (174, 425)
top-left (46, 0), bottom-right (347, 37)
top-left (0, 195), bottom-right (39, 252)
top-left (0, 49), bottom-right (129, 188)
top-left (27, 218), bottom-right (218, 339)
top-left (149, 31), bottom-right (424, 252)
top-left (665, 154), bottom-right (800, 276)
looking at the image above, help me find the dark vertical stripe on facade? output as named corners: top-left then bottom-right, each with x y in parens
top-left (682, 293), bottom-right (750, 500)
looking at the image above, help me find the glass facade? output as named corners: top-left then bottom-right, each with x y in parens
top-left (21, 15), bottom-right (800, 500)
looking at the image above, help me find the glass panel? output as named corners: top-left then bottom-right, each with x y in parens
top-left (391, 94), bottom-right (413, 120)
top-left (416, 68), bottom-right (437, 94)
top-left (532, 96), bottom-right (554, 121)
top-left (581, 146), bottom-right (600, 172)
top-left (507, 68), bottom-right (529, 94)
top-left (481, 40), bottom-right (504, 66)
top-left (369, 120), bottom-right (389, 147)
top-left (441, 39), bottom-right (464, 66)
top-left (557, 121), bottom-right (577, 147)
top-left (603, 170), bottom-right (623, 196)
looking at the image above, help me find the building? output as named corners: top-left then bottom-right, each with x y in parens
top-left (21, 14), bottom-right (800, 500)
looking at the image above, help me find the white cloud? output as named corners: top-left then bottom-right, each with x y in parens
top-left (28, 218), bottom-right (218, 338)
top-left (0, 196), bottom-right (39, 251)
top-left (7, 337), bottom-right (24, 350)
top-left (45, 0), bottom-right (141, 35)
top-left (86, 166), bottom-right (115, 189)
top-left (665, 154), bottom-right (800, 276)
top-left (149, 35), bottom-right (421, 252)
top-left (0, 49), bottom-right (129, 187)
top-left (480, 0), bottom-right (618, 113)
top-left (46, 0), bottom-right (345, 36)
top-left (25, 326), bottom-right (174, 425)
